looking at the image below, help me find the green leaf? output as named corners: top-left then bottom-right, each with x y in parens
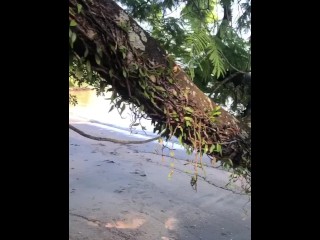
top-left (71, 32), bottom-right (77, 44)
top-left (131, 63), bottom-right (138, 70)
top-left (86, 60), bottom-right (91, 74)
top-left (95, 54), bottom-right (101, 65)
top-left (204, 144), bottom-right (208, 153)
top-left (184, 116), bottom-right (194, 122)
top-left (70, 20), bottom-right (77, 27)
top-left (183, 106), bottom-right (194, 113)
top-left (196, 132), bottom-right (201, 141)
top-left (154, 86), bottom-right (166, 92)
top-left (139, 68), bottom-right (146, 77)
top-left (88, 71), bottom-right (92, 81)
top-left (84, 47), bottom-right (89, 58)
top-left (190, 67), bottom-right (195, 80)
top-left (75, 69), bottom-right (83, 78)
top-left (138, 80), bottom-right (146, 90)
top-left (184, 91), bottom-right (189, 101)
top-left (109, 69), bottom-right (114, 78)
top-left (148, 75), bottom-right (156, 83)
top-left (77, 4), bottom-right (82, 13)
top-left (216, 144), bottom-right (222, 155)
top-left (110, 45), bottom-right (116, 53)
top-left (97, 47), bottom-right (103, 57)
top-left (177, 126), bottom-right (183, 134)
top-left (122, 70), bottom-right (127, 78)
top-left (150, 97), bottom-right (156, 106)
top-left (209, 144), bottom-right (215, 153)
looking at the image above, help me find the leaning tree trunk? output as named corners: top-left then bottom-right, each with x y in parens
top-left (69, 0), bottom-right (251, 187)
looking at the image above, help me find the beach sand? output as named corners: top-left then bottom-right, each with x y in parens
top-left (69, 119), bottom-right (251, 240)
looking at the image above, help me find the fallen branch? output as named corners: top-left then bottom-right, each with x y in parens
top-left (69, 124), bottom-right (161, 144)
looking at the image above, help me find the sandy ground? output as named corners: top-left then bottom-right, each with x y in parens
top-left (69, 118), bottom-right (251, 240)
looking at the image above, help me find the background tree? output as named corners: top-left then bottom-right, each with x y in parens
top-left (117, 0), bottom-right (251, 119)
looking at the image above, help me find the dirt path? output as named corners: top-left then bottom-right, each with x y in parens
top-left (69, 123), bottom-right (251, 240)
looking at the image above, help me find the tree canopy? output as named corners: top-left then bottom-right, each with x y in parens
top-left (69, 0), bottom-right (251, 193)
top-left (118, 0), bottom-right (251, 117)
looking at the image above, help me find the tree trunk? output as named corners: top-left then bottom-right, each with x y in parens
top-left (69, 0), bottom-right (251, 184)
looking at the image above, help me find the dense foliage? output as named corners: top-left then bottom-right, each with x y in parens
top-left (118, 0), bottom-right (251, 117)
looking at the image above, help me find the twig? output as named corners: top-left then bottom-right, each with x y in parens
top-left (69, 124), bottom-right (164, 144)
top-left (211, 72), bottom-right (241, 94)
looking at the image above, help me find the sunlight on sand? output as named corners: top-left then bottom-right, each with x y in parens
top-left (104, 216), bottom-right (177, 232)
top-left (87, 221), bottom-right (99, 227)
top-left (161, 237), bottom-right (171, 240)
top-left (105, 218), bottom-right (146, 229)
top-left (164, 217), bottom-right (177, 230)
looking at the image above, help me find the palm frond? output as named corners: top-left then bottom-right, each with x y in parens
top-left (186, 29), bottom-right (226, 79)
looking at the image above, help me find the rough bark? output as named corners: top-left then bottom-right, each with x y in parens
top-left (69, 0), bottom-right (251, 180)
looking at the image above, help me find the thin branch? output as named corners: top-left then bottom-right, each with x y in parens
top-left (211, 72), bottom-right (241, 94)
top-left (69, 124), bottom-right (164, 144)
top-left (220, 50), bottom-right (249, 74)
